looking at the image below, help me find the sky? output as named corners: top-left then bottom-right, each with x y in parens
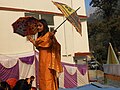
top-left (85, 0), bottom-right (91, 16)
top-left (85, 0), bottom-right (95, 16)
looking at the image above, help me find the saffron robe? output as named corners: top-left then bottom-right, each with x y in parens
top-left (35, 32), bottom-right (63, 90)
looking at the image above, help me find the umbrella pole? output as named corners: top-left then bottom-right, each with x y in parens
top-left (32, 36), bottom-right (39, 89)
top-left (54, 19), bottom-right (67, 31)
top-left (54, 7), bottom-right (81, 31)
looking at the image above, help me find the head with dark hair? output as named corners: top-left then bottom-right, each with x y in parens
top-left (30, 76), bottom-right (35, 80)
top-left (0, 81), bottom-right (11, 90)
top-left (37, 19), bottom-right (49, 37)
top-left (25, 78), bottom-right (29, 81)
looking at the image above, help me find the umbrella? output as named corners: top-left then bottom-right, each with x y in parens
top-left (12, 16), bottom-right (40, 37)
top-left (52, 1), bottom-right (82, 36)
top-left (6, 78), bottom-right (17, 89)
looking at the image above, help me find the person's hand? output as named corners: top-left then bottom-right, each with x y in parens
top-left (27, 35), bottom-right (36, 47)
top-left (27, 35), bottom-right (33, 42)
top-left (27, 78), bottom-right (31, 84)
top-left (52, 30), bottom-right (57, 34)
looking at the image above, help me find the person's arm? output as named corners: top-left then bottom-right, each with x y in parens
top-left (27, 35), bottom-right (36, 46)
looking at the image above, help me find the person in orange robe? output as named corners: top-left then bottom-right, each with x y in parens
top-left (27, 19), bottom-right (63, 90)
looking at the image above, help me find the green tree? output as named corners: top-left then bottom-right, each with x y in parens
top-left (90, 0), bottom-right (118, 20)
top-left (88, 0), bottom-right (120, 64)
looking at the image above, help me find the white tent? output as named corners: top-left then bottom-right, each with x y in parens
top-left (0, 52), bottom-right (89, 88)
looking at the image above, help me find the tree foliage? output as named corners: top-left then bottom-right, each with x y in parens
top-left (90, 0), bottom-right (119, 19)
top-left (88, 0), bottom-right (120, 64)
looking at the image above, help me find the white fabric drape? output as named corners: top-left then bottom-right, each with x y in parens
top-left (0, 54), bottom-right (18, 68)
top-left (59, 71), bottom-right (64, 88)
top-left (0, 52), bottom-right (36, 87)
top-left (59, 64), bottom-right (89, 88)
top-left (19, 58), bottom-right (36, 87)
top-left (77, 69), bottom-right (89, 86)
top-left (103, 64), bottom-right (120, 76)
top-left (65, 65), bottom-right (77, 75)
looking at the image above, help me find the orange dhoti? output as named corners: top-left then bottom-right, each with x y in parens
top-left (35, 32), bottom-right (63, 90)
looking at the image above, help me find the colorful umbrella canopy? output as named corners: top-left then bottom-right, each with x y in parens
top-left (12, 16), bottom-right (40, 37)
top-left (52, 1), bottom-right (82, 36)
top-left (6, 78), bottom-right (17, 89)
